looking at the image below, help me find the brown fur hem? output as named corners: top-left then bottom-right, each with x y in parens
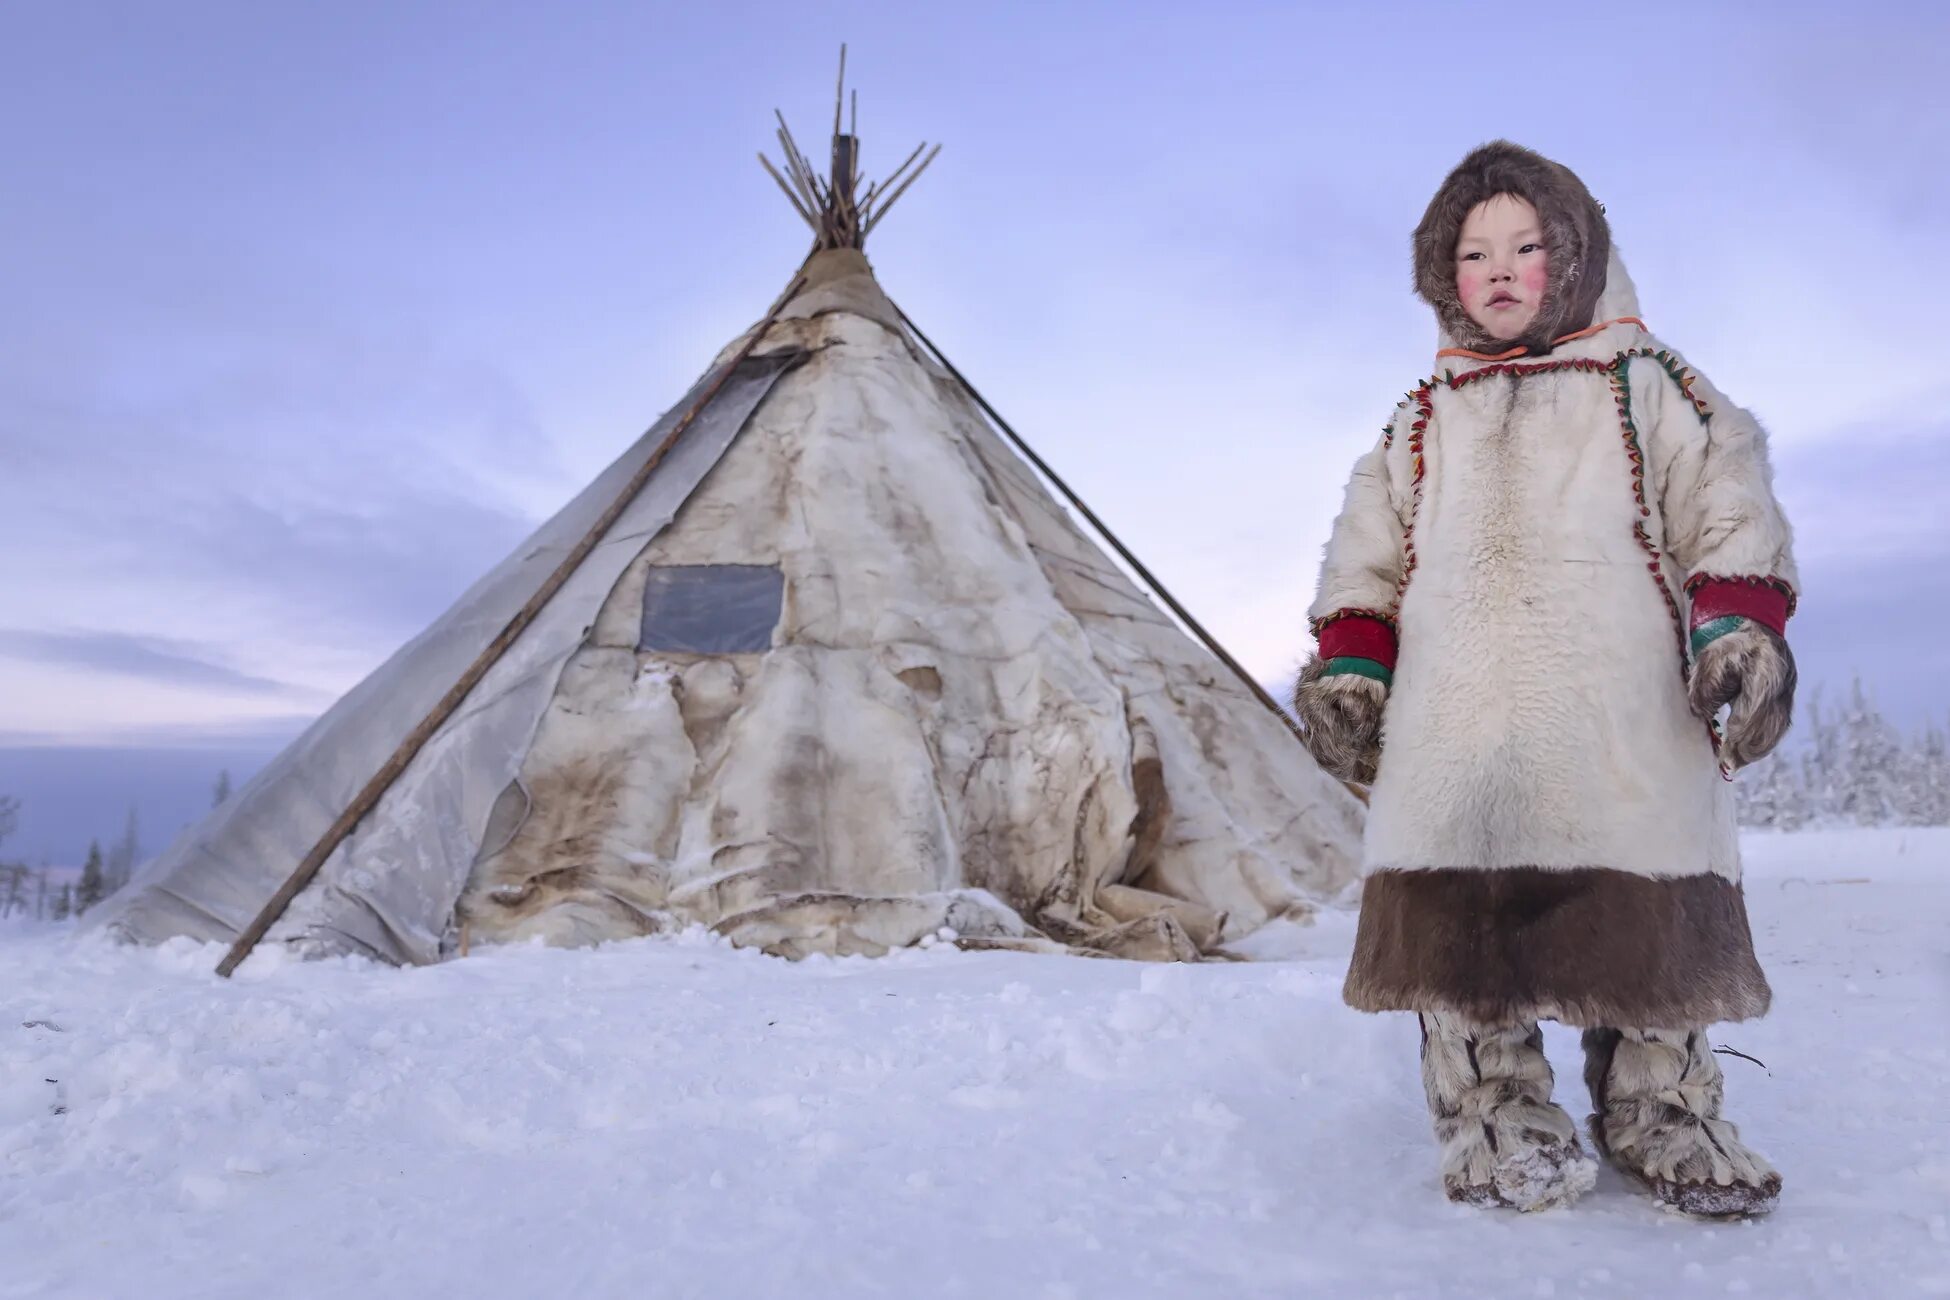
top-left (1343, 866), bottom-right (1771, 1028)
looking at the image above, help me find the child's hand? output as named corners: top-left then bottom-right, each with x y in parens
top-left (1687, 621), bottom-right (1798, 772)
top-left (1292, 654), bottom-right (1387, 785)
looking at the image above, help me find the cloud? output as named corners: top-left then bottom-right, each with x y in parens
top-left (0, 629), bottom-right (316, 698)
top-left (0, 306), bottom-right (553, 708)
top-left (1770, 423), bottom-right (1950, 569)
top-left (1767, 425), bottom-right (1950, 724)
top-left (0, 713), bottom-right (315, 752)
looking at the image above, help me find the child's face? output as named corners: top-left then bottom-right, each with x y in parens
top-left (1454, 194), bottom-right (1549, 341)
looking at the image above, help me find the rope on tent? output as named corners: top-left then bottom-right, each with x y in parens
top-left (888, 299), bottom-right (1370, 807)
top-left (214, 279), bottom-right (809, 978)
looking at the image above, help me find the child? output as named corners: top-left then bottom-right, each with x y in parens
top-left (1296, 141), bottom-right (1797, 1217)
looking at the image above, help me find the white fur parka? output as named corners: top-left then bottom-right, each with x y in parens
top-left (1313, 146), bottom-right (1799, 1030)
top-left (1313, 254), bottom-right (1795, 882)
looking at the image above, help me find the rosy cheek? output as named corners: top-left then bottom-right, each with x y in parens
top-left (1457, 267), bottom-right (1485, 302)
top-left (1520, 262), bottom-right (1549, 297)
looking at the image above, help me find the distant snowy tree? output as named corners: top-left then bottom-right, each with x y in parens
top-left (77, 841), bottom-right (106, 914)
top-left (1794, 686), bottom-right (1841, 822)
top-left (213, 769), bottom-right (233, 808)
top-left (0, 799), bottom-right (23, 918)
top-left (1735, 750), bottom-right (1812, 831)
top-left (1741, 678), bottom-right (1950, 830)
top-left (1899, 723), bottom-right (1950, 827)
top-left (51, 883), bottom-right (72, 922)
top-left (1833, 678), bottom-right (1904, 825)
top-left (0, 865), bottom-right (25, 918)
top-left (104, 806), bottom-right (141, 893)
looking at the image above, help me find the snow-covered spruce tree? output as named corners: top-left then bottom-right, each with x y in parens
top-left (1834, 677), bottom-right (1904, 826)
top-left (104, 806), bottom-right (140, 893)
top-left (1752, 681), bottom-right (1950, 829)
top-left (212, 769), bottom-right (232, 808)
top-left (51, 883), bottom-right (72, 922)
top-left (1735, 750), bottom-right (1812, 831)
top-left (1796, 686), bottom-right (1842, 823)
top-left (1899, 723), bottom-right (1950, 827)
top-left (76, 840), bottom-right (106, 914)
top-left (0, 865), bottom-right (25, 919)
top-left (0, 798), bottom-right (23, 918)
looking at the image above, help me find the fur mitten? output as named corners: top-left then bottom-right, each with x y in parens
top-left (1688, 621), bottom-right (1797, 772)
top-left (1292, 654), bottom-right (1386, 785)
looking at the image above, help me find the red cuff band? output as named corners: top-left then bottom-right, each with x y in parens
top-left (1687, 578), bottom-right (1793, 636)
top-left (1318, 614), bottom-right (1399, 671)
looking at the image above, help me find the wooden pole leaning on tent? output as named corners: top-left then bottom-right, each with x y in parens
top-left (774, 52), bottom-right (1337, 794)
top-left (214, 277), bottom-right (807, 978)
top-left (221, 51), bottom-right (950, 976)
top-left (887, 301), bottom-right (1370, 807)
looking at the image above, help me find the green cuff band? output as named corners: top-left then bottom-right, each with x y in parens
top-left (1322, 656), bottom-right (1393, 687)
top-left (1690, 615), bottom-right (1748, 658)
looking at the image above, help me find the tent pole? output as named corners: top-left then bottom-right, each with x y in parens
top-left (888, 298), bottom-right (1368, 805)
top-left (214, 282), bottom-right (808, 977)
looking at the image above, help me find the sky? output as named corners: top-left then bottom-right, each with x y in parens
top-left (2, 0), bottom-right (1946, 861)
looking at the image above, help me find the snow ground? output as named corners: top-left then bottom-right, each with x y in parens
top-left (4, 829), bottom-right (1947, 1300)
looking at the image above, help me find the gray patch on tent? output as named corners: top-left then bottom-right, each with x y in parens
top-left (639, 564), bottom-right (784, 653)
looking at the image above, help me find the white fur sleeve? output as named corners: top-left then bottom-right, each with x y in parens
top-left (1306, 414), bottom-right (1412, 626)
top-left (1638, 353), bottom-right (1798, 589)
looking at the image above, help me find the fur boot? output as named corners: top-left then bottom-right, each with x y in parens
top-left (1419, 1012), bottom-right (1597, 1211)
top-left (1583, 1026), bottom-right (1782, 1217)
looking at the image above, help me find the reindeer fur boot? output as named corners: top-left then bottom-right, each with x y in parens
top-left (1583, 1027), bottom-right (1782, 1217)
top-left (1419, 1012), bottom-right (1597, 1211)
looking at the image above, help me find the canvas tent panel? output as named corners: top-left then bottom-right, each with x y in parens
top-left (454, 288), bottom-right (1359, 960)
top-left (92, 350), bottom-right (807, 964)
top-left (916, 350), bottom-right (1366, 933)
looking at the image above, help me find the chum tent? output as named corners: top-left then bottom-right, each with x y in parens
top-left (90, 70), bottom-right (1363, 973)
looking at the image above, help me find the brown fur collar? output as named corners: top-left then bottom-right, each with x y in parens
top-left (1413, 141), bottom-right (1612, 355)
top-left (1345, 866), bottom-right (1771, 1028)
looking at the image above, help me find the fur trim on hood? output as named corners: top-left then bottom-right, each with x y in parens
top-left (1413, 141), bottom-right (1612, 355)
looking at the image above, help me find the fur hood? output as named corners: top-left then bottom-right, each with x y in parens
top-left (1413, 141), bottom-right (1612, 355)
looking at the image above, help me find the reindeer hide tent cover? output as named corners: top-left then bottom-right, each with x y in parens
top-left (90, 107), bottom-right (1361, 967)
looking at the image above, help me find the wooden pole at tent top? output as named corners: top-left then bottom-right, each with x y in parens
top-left (759, 45), bottom-right (938, 252)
